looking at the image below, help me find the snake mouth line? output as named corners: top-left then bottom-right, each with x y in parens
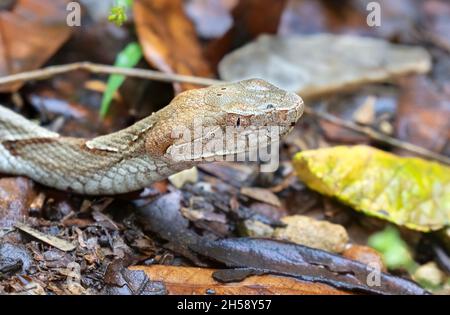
top-left (165, 124), bottom-right (286, 172)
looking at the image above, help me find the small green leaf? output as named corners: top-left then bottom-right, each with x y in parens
top-left (100, 42), bottom-right (143, 118)
top-left (108, 6), bottom-right (127, 26)
top-left (108, 0), bottom-right (133, 26)
top-left (368, 226), bottom-right (417, 272)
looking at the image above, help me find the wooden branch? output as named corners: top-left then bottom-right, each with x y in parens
top-left (0, 62), bottom-right (223, 87)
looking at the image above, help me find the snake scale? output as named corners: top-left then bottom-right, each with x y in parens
top-left (0, 79), bottom-right (303, 195)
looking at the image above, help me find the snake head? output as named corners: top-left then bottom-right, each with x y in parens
top-left (145, 79), bottom-right (304, 165)
top-left (203, 79), bottom-right (303, 135)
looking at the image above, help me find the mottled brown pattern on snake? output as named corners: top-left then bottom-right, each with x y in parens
top-left (0, 79), bottom-right (304, 195)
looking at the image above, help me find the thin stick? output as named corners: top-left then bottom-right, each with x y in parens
top-left (0, 62), bottom-right (448, 165)
top-left (0, 62), bottom-right (223, 87)
top-left (304, 107), bottom-right (450, 165)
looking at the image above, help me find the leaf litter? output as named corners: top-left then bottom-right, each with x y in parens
top-left (0, 0), bottom-right (449, 295)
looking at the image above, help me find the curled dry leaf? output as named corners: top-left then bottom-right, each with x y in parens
top-left (15, 222), bottom-right (76, 252)
top-left (168, 167), bottom-right (199, 188)
top-left (240, 187), bottom-right (282, 208)
top-left (134, 0), bottom-right (213, 91)
top-left (0, 0), bottom-right (72, 92)
top-left (130, 265), bottom-right (350, 295)
top-left (293, 145), bottom-right (450, 232)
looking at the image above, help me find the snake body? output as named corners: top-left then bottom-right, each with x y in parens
top-left (0, 79), bottom-right (303, 195)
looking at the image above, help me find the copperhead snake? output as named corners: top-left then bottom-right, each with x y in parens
top-left (0, 79), bottom-right (303, 195)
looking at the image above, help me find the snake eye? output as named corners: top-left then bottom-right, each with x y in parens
top-left (236, 118), bottom-right (241, 127)
top-left (266, 104), bottom-right (275, 109)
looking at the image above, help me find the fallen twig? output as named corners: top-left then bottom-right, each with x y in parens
top-left (0, 61), bottom-right (222, 87)
top-left (0, 62), bottom-right (448, 165)
top-left (304, 107), bottom-right (450, 165)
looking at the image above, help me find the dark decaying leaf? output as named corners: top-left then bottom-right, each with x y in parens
top-left (136, 191), bottom-right (205, 265)
top-left (190, 238), bottom-right (428, 295)
top-left (182, 181), bottom-right (284, 228)
top-left (206, 0), bottom-right (288, 67)
top-left (198, 162), bottom-right (256, 187)
top-left (0, 243), bottom-right (32, 275)
top-left (103, 260), bottom-right (166, 295)
top-left (137, 193), bottom-right (428, 295)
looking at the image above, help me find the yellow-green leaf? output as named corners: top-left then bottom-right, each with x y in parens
top-left (293, 145), bottom-right (450, 232)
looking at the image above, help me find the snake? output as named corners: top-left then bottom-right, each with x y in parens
top-left (0, 79), bottom-right (303, 195)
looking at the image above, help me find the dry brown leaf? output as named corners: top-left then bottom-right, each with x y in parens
top-left (15, 222), bottom-right (76, 252)
top-left (0, 0), bottom-right (72, 92)
top-left (130, 265), bottom-right (350, 295)
top-left (134, 0), bottom-right (213, 91)
top-left (206, 0), bottom-right (288, 67)
top-left (240, 187), bottom-right (282, 208)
